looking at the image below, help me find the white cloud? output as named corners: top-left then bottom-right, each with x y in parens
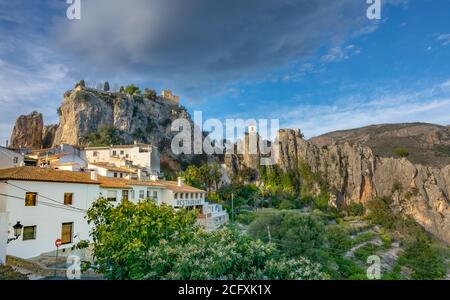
top-left (320, 44), bottom-right (361, 63)
top-left (437, 34), bottom-right (450, 46)
top-left (277, 83), bottom-right (450, 138)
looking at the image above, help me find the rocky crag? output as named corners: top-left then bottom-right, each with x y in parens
top-left (9, 111), bottom-right (44, 149)
top-left (227, 128), bottom-right (449, 244)
top-left (10, 83), bottom-right (210, 168)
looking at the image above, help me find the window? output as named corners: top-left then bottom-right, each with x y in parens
top-left (174, 193), bottom-right (178, 199)
top-left (61, 222), bottom-right (73, 244)
top-left (153, 191), bottom-right (158, 201)
top-left (120, 150), bottom-right (124, 155)
top-left (23, 226), bottom-right (36, 241)
top-left (112, 150), bottom-right (117, 156)
top-left (107, 190), bottom-right (117, 201)
top-left (125, 154), bottom-right (129, 158)
top-left (93, 151), bottom-right (98, 157)
top-left (119, 173), bottom-right (123, 178)
top-left (122, 190), bottom-right (129, 201)
top-left (139, 190), bottom-right (145, 199)
top-left (147, 190), bottom-right (151, 198)
top-left (64, 193), bottom-right (73, 205)
top-left (13, 157), bottom-right (18, 164)
top-left (113, 172), bottom-right (118, 178)
top-left (25, 192), bottom-right (37, 206)
top-left (130, 190), bottom-right (135, 200)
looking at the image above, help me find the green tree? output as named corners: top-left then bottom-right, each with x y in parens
top-left (86, 198), bottom-right (324, 280)
top-left (123, 84), bottom-right (141, 95)
top-left (248, 210), bottom-right (326, 260)
top-left (83, 125), bottom-right (124, 146)
top-left (86, 198), bottom-right (198, 279)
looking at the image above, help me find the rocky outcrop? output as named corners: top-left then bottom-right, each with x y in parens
top-left (10, 111), bottom-right (44, 149)
top-left (278, 129), bottom-right (450, 244)
top-left (226, 128), bottom-right (450, 243)
top-left (42, 124), bottom-right (58, 149)
top-left (53, 86), bottom-right (205, 165)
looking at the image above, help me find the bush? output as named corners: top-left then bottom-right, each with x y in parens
top-left (398, 239), bottom-right (446, 279)
top-left (393, 147), bottom-right (409, 158)
top-left (235, 211), bottom-right (256, 225)
top-left (325, 225), bottom-right (352, 255)
top-left (346, 203), bottom-right (365, 216)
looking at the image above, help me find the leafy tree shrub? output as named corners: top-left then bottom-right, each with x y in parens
top-left (103, 81), bottom-right (110, 92)
top-left (82, 125), bottom-right (125, 146)
top-left (325, 225), bottom-right (352, 255)
top-left (235, 211), bottom-right (256, 225)
top-left (393, 147), bottom-right (409, 158)
top-left (122, 84), bottom-right (141, 95)
top-left (144, 88), bottom-right (157, 100)
top-left (133, 228), bottom-right (324, 280)
top-left (248, 210), bottom-right (326, 261)
top-left (398, 239), bottom-right (446, 279)
top-left (346, 203), bottom-right (365, 216)
top-left (87, 198), bottom-right (323, 280)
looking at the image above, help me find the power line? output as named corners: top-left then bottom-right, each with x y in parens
top-left (0, 193), bottom-right (87, 214)
top-left (4, 181), bottom-right (87, 213)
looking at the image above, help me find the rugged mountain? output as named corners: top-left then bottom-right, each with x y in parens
top-left (10, 111), bottom-right (44, 149)
top-left (52, 85), bottom-right (205, 166)
top-left (310, 123), bottom-right (450, 167)
top-left (227, 128), bottom-right (450, 244)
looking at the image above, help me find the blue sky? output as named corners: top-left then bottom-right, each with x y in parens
top-left (0, 0), bottom-right (449, 143)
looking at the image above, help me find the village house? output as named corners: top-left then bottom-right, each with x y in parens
top-left (0, 146), bottom-right (24, 169)
top-left (0, 166), bottom-right (228, 261)
top-left (83, 142), bottom-right (160, 180)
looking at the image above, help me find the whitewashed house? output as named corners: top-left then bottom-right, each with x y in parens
top-left (87, 162), bottom-right (136, 180)
top-left (0, 146), bottom-right (24, 169)
top-left (83, 143), bottom-right (160, 179)
top-left (0, 166), bottom-right (228, 260)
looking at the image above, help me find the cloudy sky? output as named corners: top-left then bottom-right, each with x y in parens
top-left (0, 0), bottom-right (449, 143)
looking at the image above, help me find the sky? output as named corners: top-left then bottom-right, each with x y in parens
top-left (0, 0), bottom-right (449, 143)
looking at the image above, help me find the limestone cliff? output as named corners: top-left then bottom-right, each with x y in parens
top-left (10, 111), bottom-right (44, 149)
top-left (53, 86), bottom-right (204, 165)
top-left (248, 128), bottom-right (449, 243)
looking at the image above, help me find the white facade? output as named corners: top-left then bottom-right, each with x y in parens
top-left (0, 212), bottom-right (8, 264)
top-left (0, 180), bottom-right (99, 259)
top-left (83, 143), bottom-right (160, 176)
top-left (88, 163), bottom-right (134, 180)
top-left (0, 147), bottom-right (24, 169)
top-left (0, 168), bottom-right (228, 260)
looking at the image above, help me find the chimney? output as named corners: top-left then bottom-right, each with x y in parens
top-left (177, 177), bottom-right (184, 187)
top-left (90, 170), bottom-right (98, 181)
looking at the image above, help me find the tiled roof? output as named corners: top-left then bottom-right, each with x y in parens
top-left (84, 143), bottom-right (153, 150)
top-left (0, 167), bottom-right (206, 193)
top-left (157, 180), bottom-right (206, 193)
top-left (89, 163), bottom-right (136, 174)
top-left (0, 167), bottom-right (98, 185)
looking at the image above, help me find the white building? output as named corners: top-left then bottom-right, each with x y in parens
top-left (83, 143), bottom-right (160, 179)
top-left (0, 167), bottom-right (228, 260)
top-left (88, 162), bottom-right (136, 180)
top-left (0, 146), bottom-right (24, 169)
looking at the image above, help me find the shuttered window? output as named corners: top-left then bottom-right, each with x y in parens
top-left (25, 192), bottom-right (37, 206)
top-left (107, 190), bottom-right (117, 202)
top-left (64, 193), bottom-right (73, 205)
top-left (23, 226), bottom-right (36, 241)
top-left (61, 222), bottom-right (73, 244)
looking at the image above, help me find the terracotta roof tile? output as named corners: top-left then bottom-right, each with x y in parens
top-left (0, 167), bottom-right (98, 185)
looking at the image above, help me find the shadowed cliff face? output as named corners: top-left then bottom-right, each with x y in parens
top-left (10, 111), bottom-right (44, 149)
top-left (276, 129), bottom-right (450, 244)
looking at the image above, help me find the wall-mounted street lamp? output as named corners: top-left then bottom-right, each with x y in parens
top-left (7, 221), bottom-right (23, 244)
